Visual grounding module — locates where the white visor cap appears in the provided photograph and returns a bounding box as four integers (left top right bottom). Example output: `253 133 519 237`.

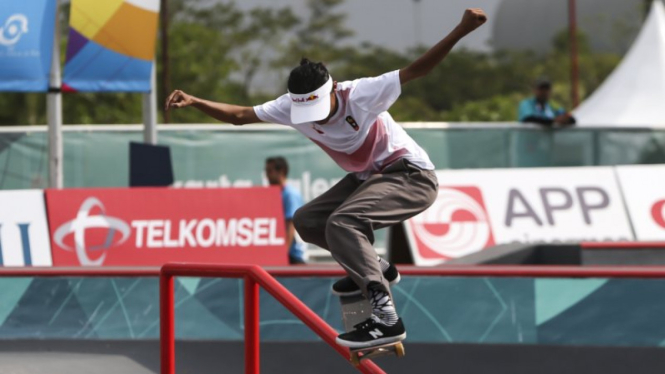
288 76 333 124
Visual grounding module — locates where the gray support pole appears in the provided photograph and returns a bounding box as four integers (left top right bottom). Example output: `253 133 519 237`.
47 0 63 189
142 62 158 144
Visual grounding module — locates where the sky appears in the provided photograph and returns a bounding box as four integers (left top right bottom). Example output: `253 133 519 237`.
213 0 502 53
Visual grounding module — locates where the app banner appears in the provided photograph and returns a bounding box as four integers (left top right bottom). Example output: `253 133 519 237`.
615 165 665 241
0 0 57 92
406 167 634 266
63 0 160 92
45 187 288 266
0 190 52 266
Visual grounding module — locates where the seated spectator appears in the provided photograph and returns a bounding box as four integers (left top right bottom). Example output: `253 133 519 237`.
518 78 576 126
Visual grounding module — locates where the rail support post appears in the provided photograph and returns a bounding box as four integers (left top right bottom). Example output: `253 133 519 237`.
160 273 175 374
245 275 260 374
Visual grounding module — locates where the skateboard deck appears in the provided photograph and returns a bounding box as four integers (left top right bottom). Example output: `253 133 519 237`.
339 294 406 366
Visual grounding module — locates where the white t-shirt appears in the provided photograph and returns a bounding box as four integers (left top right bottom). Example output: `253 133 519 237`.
254 70 435 180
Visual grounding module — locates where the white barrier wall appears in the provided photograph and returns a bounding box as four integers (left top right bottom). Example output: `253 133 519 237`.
0 190 52 266
2 165 665 267
616 165 665 242
405 167 649 266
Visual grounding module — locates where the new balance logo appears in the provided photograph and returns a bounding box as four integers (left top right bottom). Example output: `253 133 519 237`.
369 329 384 339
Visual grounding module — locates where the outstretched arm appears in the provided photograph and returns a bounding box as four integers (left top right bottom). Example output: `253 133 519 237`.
165 90 262 125
399 8 487 85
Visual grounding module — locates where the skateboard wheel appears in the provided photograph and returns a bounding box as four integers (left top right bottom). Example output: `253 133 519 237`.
395 343 405 358
350 352 360 366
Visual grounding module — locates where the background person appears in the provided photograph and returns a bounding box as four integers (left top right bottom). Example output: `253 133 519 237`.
519 78 576 126
265 156 307 265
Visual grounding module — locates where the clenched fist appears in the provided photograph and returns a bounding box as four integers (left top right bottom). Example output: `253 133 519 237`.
458 8 487 34
165 89 196 111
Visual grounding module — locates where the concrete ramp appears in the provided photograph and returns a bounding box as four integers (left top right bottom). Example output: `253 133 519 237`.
0 353 155 374
1 340 665 374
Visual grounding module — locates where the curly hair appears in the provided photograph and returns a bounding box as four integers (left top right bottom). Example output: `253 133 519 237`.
287 58 330 94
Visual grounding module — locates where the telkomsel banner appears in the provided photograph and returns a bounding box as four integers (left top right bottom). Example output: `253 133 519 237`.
0 0 57 92
0 190 52 266
63 0 160 92
405 167 634 266
616 165 665 241
45 187 288 266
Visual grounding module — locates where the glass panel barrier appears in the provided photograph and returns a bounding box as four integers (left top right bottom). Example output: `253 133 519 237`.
3 127 665 191
2 127 664 253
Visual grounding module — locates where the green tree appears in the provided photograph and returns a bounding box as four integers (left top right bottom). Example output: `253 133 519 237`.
162 0 299 123
0 0 626 125
444 94 522 122
273 0 354 73
0 0 300 125
0 93 44 125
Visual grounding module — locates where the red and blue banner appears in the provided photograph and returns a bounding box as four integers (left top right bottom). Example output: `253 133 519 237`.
0 0 57 92
63 0 160 92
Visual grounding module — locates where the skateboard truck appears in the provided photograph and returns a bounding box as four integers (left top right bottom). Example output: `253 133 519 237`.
349 342 405 366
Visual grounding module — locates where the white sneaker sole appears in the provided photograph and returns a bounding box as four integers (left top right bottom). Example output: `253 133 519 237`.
336 332 407 348
331 273 401 297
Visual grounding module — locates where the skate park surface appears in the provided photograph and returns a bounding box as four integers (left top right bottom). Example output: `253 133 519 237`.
1 340 665 374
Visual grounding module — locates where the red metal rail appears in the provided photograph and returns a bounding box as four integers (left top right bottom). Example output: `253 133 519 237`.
160 263 385 374
4 264 665 279
0 267 160 277
5 263 665 374
265 265 665 278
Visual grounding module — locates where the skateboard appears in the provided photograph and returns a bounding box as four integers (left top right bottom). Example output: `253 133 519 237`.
339 294 406 366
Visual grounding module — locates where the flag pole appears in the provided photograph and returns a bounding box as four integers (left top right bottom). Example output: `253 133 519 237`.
47 0 63 188
142 62 158 145
568 0 580 108
161 0 171 124
142 1 162 144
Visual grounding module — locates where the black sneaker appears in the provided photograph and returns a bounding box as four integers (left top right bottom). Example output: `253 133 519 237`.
336 316 406 348
332 263 400 296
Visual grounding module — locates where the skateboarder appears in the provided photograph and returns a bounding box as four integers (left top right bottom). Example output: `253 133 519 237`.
166 8 487 348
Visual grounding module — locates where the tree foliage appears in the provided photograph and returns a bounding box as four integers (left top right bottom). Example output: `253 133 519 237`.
0 0 623 125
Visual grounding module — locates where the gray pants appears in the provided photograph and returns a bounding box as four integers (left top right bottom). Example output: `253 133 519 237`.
293 159 438 297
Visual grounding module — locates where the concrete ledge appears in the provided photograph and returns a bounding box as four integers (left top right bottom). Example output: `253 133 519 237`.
1 340 664 374
0 352 153 374
446 242 665 266
445 243 581 265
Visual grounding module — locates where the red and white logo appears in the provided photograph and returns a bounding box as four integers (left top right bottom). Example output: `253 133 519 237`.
407 186 495 262
651 199 665 229
45 188 288 267
53 197 131 266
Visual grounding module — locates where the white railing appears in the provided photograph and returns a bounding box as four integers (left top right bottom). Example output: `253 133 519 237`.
1 122 662 133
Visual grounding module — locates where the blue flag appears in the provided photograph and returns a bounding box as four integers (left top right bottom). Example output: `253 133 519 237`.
0 0 57 92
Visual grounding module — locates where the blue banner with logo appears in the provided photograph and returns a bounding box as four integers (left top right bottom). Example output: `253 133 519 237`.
0 0 57 92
